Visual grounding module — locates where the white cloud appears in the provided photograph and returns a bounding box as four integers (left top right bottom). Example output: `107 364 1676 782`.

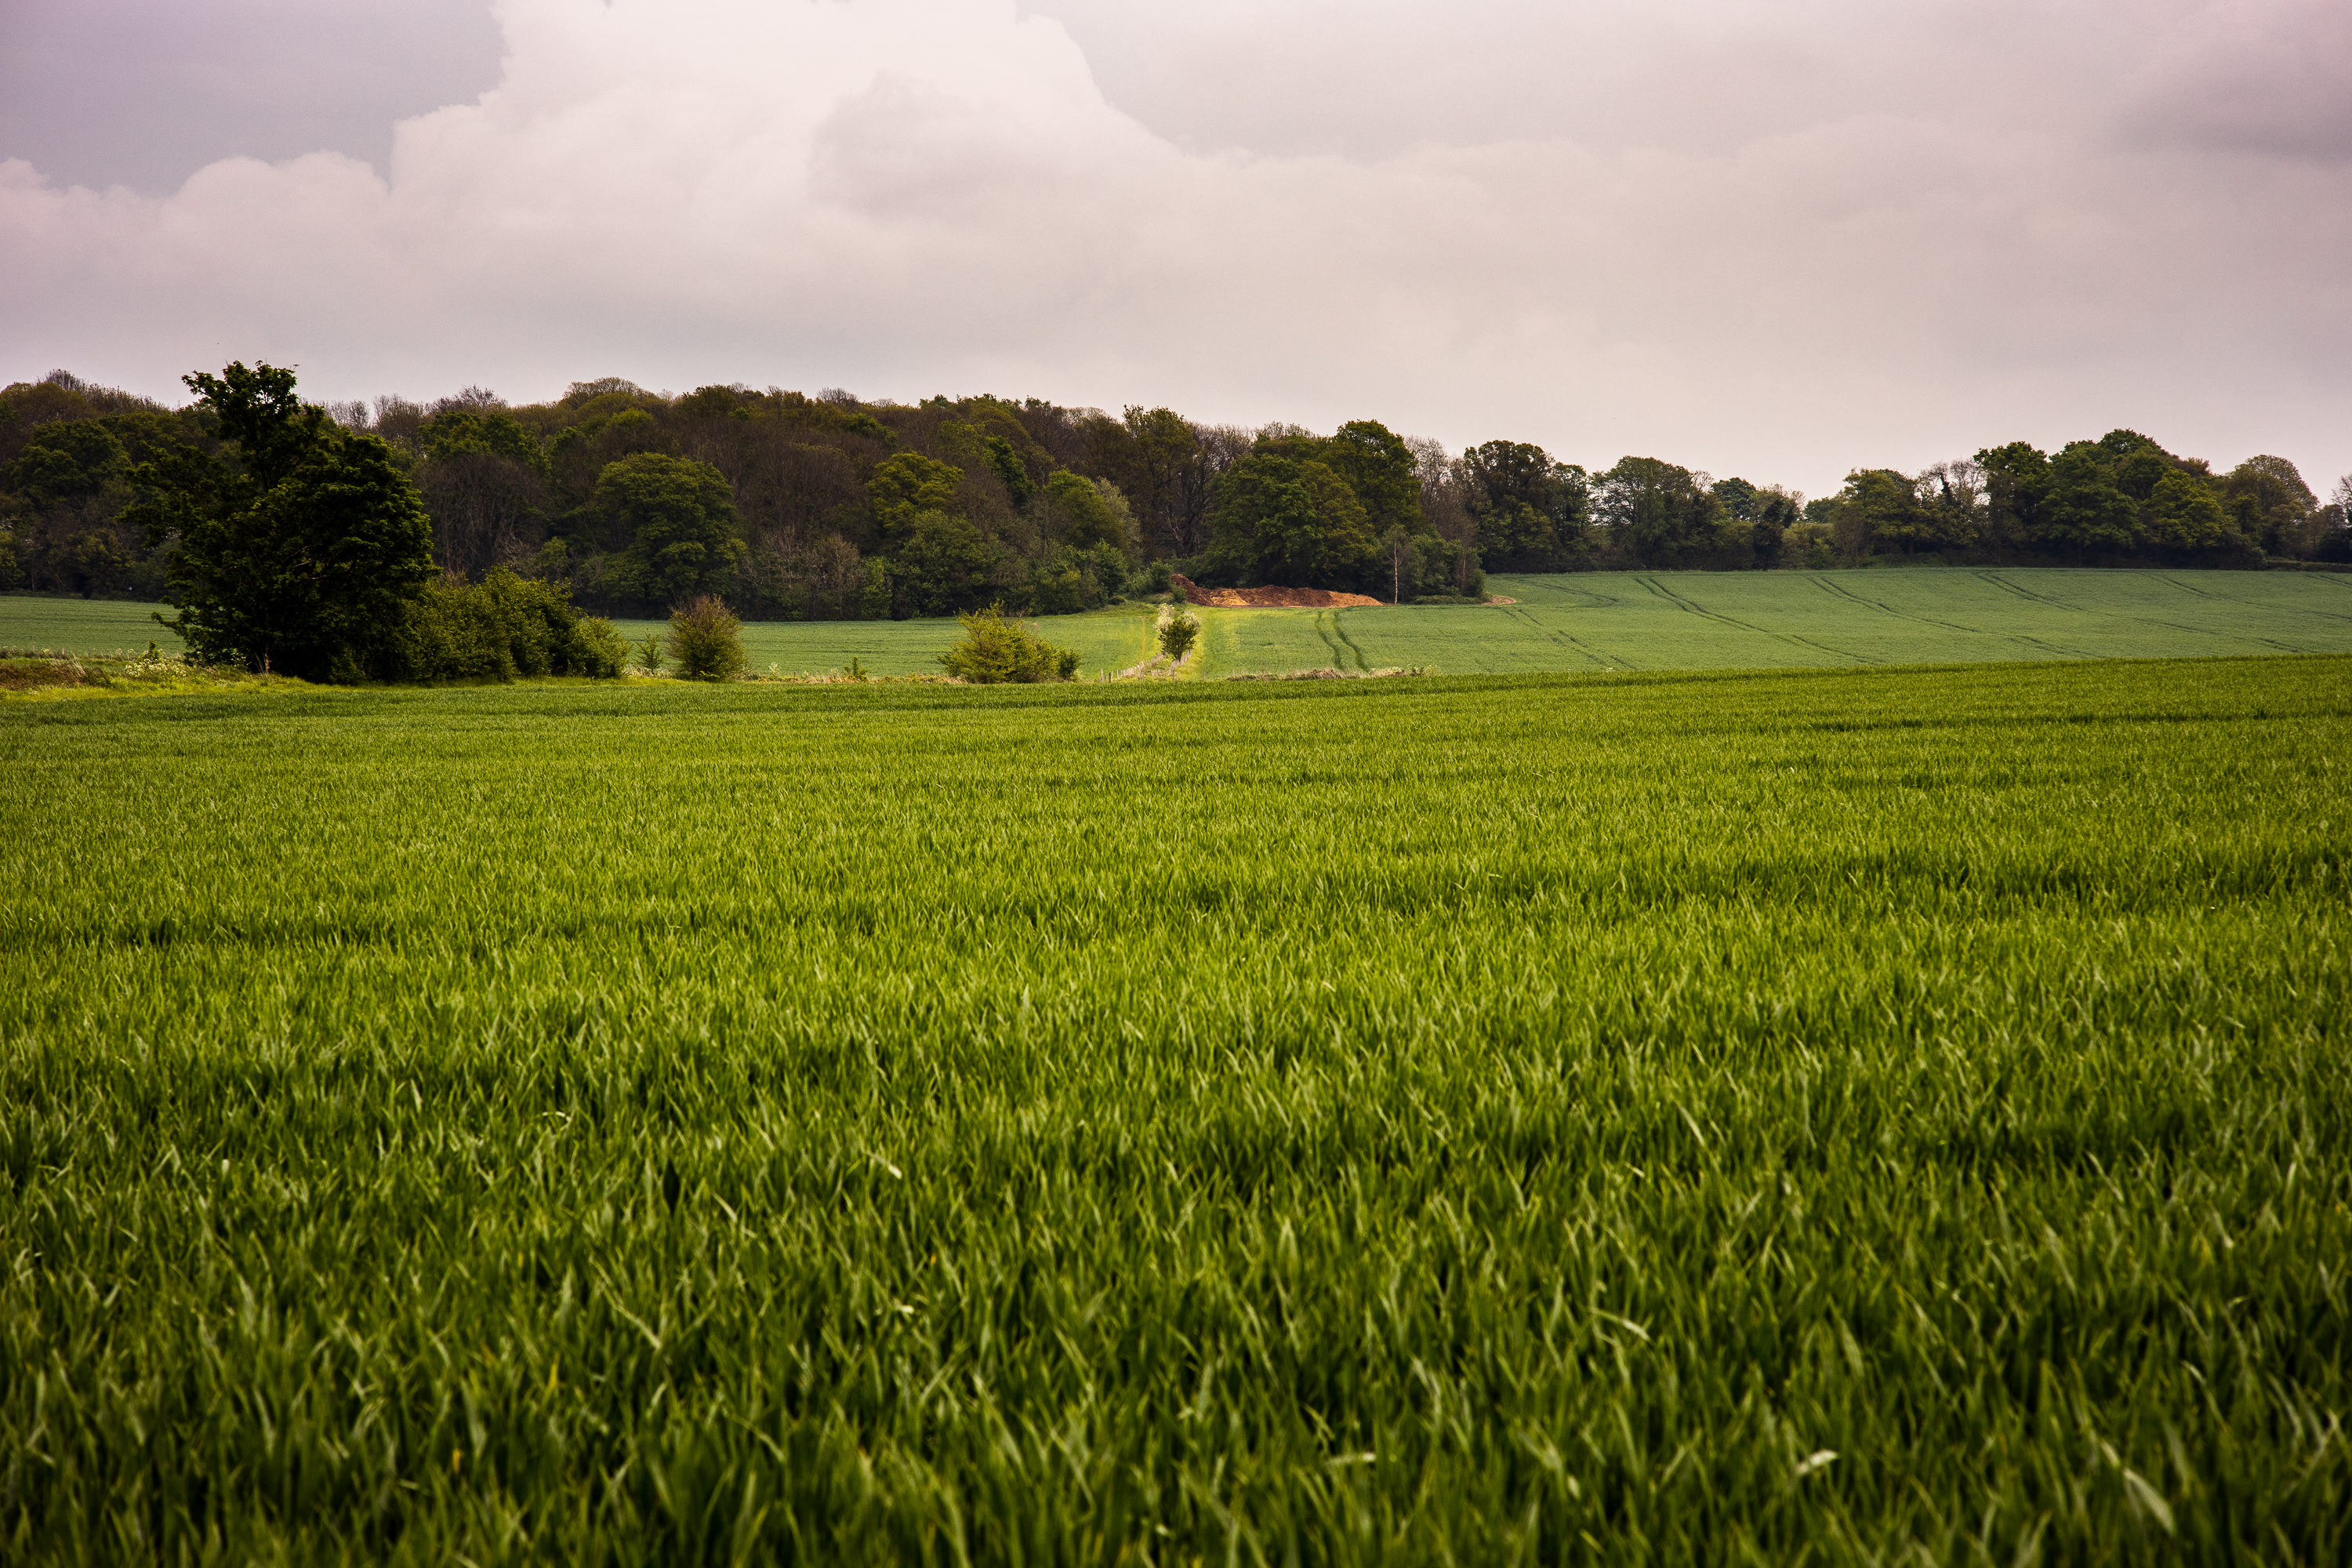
3 0 2348 495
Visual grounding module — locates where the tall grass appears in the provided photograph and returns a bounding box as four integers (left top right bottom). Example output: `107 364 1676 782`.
2 656 2347 1563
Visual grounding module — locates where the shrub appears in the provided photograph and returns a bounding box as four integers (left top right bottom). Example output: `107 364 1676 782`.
667 595 745 681
395 568 626 682
937 604 1080 683
568 617 630 678
1159 609 1201 662
634 632 664 675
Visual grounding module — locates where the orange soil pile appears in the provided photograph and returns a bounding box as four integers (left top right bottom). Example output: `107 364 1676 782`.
1171 575 1384 609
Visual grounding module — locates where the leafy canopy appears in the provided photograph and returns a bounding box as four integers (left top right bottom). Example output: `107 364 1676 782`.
127 361 435 680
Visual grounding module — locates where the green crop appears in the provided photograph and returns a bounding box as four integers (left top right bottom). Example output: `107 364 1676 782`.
19 568 2350 680
2 655 2347 1564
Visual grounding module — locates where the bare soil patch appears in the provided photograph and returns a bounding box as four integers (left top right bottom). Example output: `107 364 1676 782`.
1171 575 1383 609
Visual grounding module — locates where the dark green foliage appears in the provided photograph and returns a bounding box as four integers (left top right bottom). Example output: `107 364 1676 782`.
1459 441 1592 572
1321 419 1423 535
2222 456 2318 554
421 407 546 470
125 362 435 680
1036 470 1126 552
1712 477 1801 567
935 603 1080 681
666 594 745 681
7 419 127 506
594 452 745 609
979 434 1035 506
2041 443 2143 553
1594 456 1746 568
888 511 998 617
397 568 627 682
1204 452 1378 588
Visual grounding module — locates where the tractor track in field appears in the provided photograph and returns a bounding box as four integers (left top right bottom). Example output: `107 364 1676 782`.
1984 570 2309 652
1504 606 1624 670
1973 571 2074 608
1311 612 1350 670
1809 575 2096 660
1329 614 1373 671
2165 574 2352 626
1639 576 1882 665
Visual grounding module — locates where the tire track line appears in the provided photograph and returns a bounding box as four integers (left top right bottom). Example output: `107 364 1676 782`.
1330 613 1372 672
1986 569 2310 652
1812 575 2095 659
2162 573 2352 626
1639 575 1881 665
1508 605 1621 670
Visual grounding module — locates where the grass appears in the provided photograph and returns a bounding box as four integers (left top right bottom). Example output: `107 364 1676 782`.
2 654 2347 1563
18 568 2351 679
0 595 181 659
604 601 1160 681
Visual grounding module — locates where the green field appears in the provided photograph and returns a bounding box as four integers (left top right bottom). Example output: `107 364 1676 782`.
16 568 2351 677
3 656 2347 1563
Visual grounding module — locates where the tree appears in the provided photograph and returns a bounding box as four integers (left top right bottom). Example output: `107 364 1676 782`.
1203 453 1377 588
1593 457 1740 568
1457 441 1588 571
1714 477 1803 567
127 361 434 680
1380 524 1419 602
866 452 964 550
890 510 998 617
594 452 744 608
1974 442 2052 555
2222 456 2317 554
1835 469 1939 554
2143 471 2233 557
1036 470 1129 554
1159 608 1201 662
2038 444 2140 555
1322 420 1423 536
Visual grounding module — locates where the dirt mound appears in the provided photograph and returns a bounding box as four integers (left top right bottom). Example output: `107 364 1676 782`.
1171 575 1384 609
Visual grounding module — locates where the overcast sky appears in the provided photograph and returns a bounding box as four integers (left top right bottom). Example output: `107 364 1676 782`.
3 0 2347 495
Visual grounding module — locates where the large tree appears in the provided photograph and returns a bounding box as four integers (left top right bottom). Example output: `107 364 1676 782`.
1593 456 1740 568
1203 453 1377 588
128 362 434 680
594 452 745 608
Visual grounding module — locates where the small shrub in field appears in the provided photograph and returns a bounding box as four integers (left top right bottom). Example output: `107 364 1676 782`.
568 617 629 678
938 604 1080 683
1159 610 1201 662
667 596 745 681
634 632 664 675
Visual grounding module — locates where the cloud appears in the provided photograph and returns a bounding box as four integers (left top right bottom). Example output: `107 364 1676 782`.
2117 0 2352 161
3 0 2348 495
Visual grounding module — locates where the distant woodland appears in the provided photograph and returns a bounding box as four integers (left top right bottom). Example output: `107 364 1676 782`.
4 368 2347 619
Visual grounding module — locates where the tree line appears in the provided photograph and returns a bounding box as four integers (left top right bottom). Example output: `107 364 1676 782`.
4 366 2346 629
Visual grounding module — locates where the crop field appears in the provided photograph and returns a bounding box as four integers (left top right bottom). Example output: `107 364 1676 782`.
15 568 2350 678
0 596 182 659
2 654 2347 1564
602 604 1160 679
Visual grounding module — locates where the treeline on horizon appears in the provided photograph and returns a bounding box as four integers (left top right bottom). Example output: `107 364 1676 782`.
4 367 2347 621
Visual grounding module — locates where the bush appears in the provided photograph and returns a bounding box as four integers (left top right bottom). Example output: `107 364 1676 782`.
937 604 1080 683
667 595 745 681
1159 609 1200 662
396 568 626 682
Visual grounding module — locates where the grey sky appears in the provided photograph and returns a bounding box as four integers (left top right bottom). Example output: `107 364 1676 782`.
2 0 2347 497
